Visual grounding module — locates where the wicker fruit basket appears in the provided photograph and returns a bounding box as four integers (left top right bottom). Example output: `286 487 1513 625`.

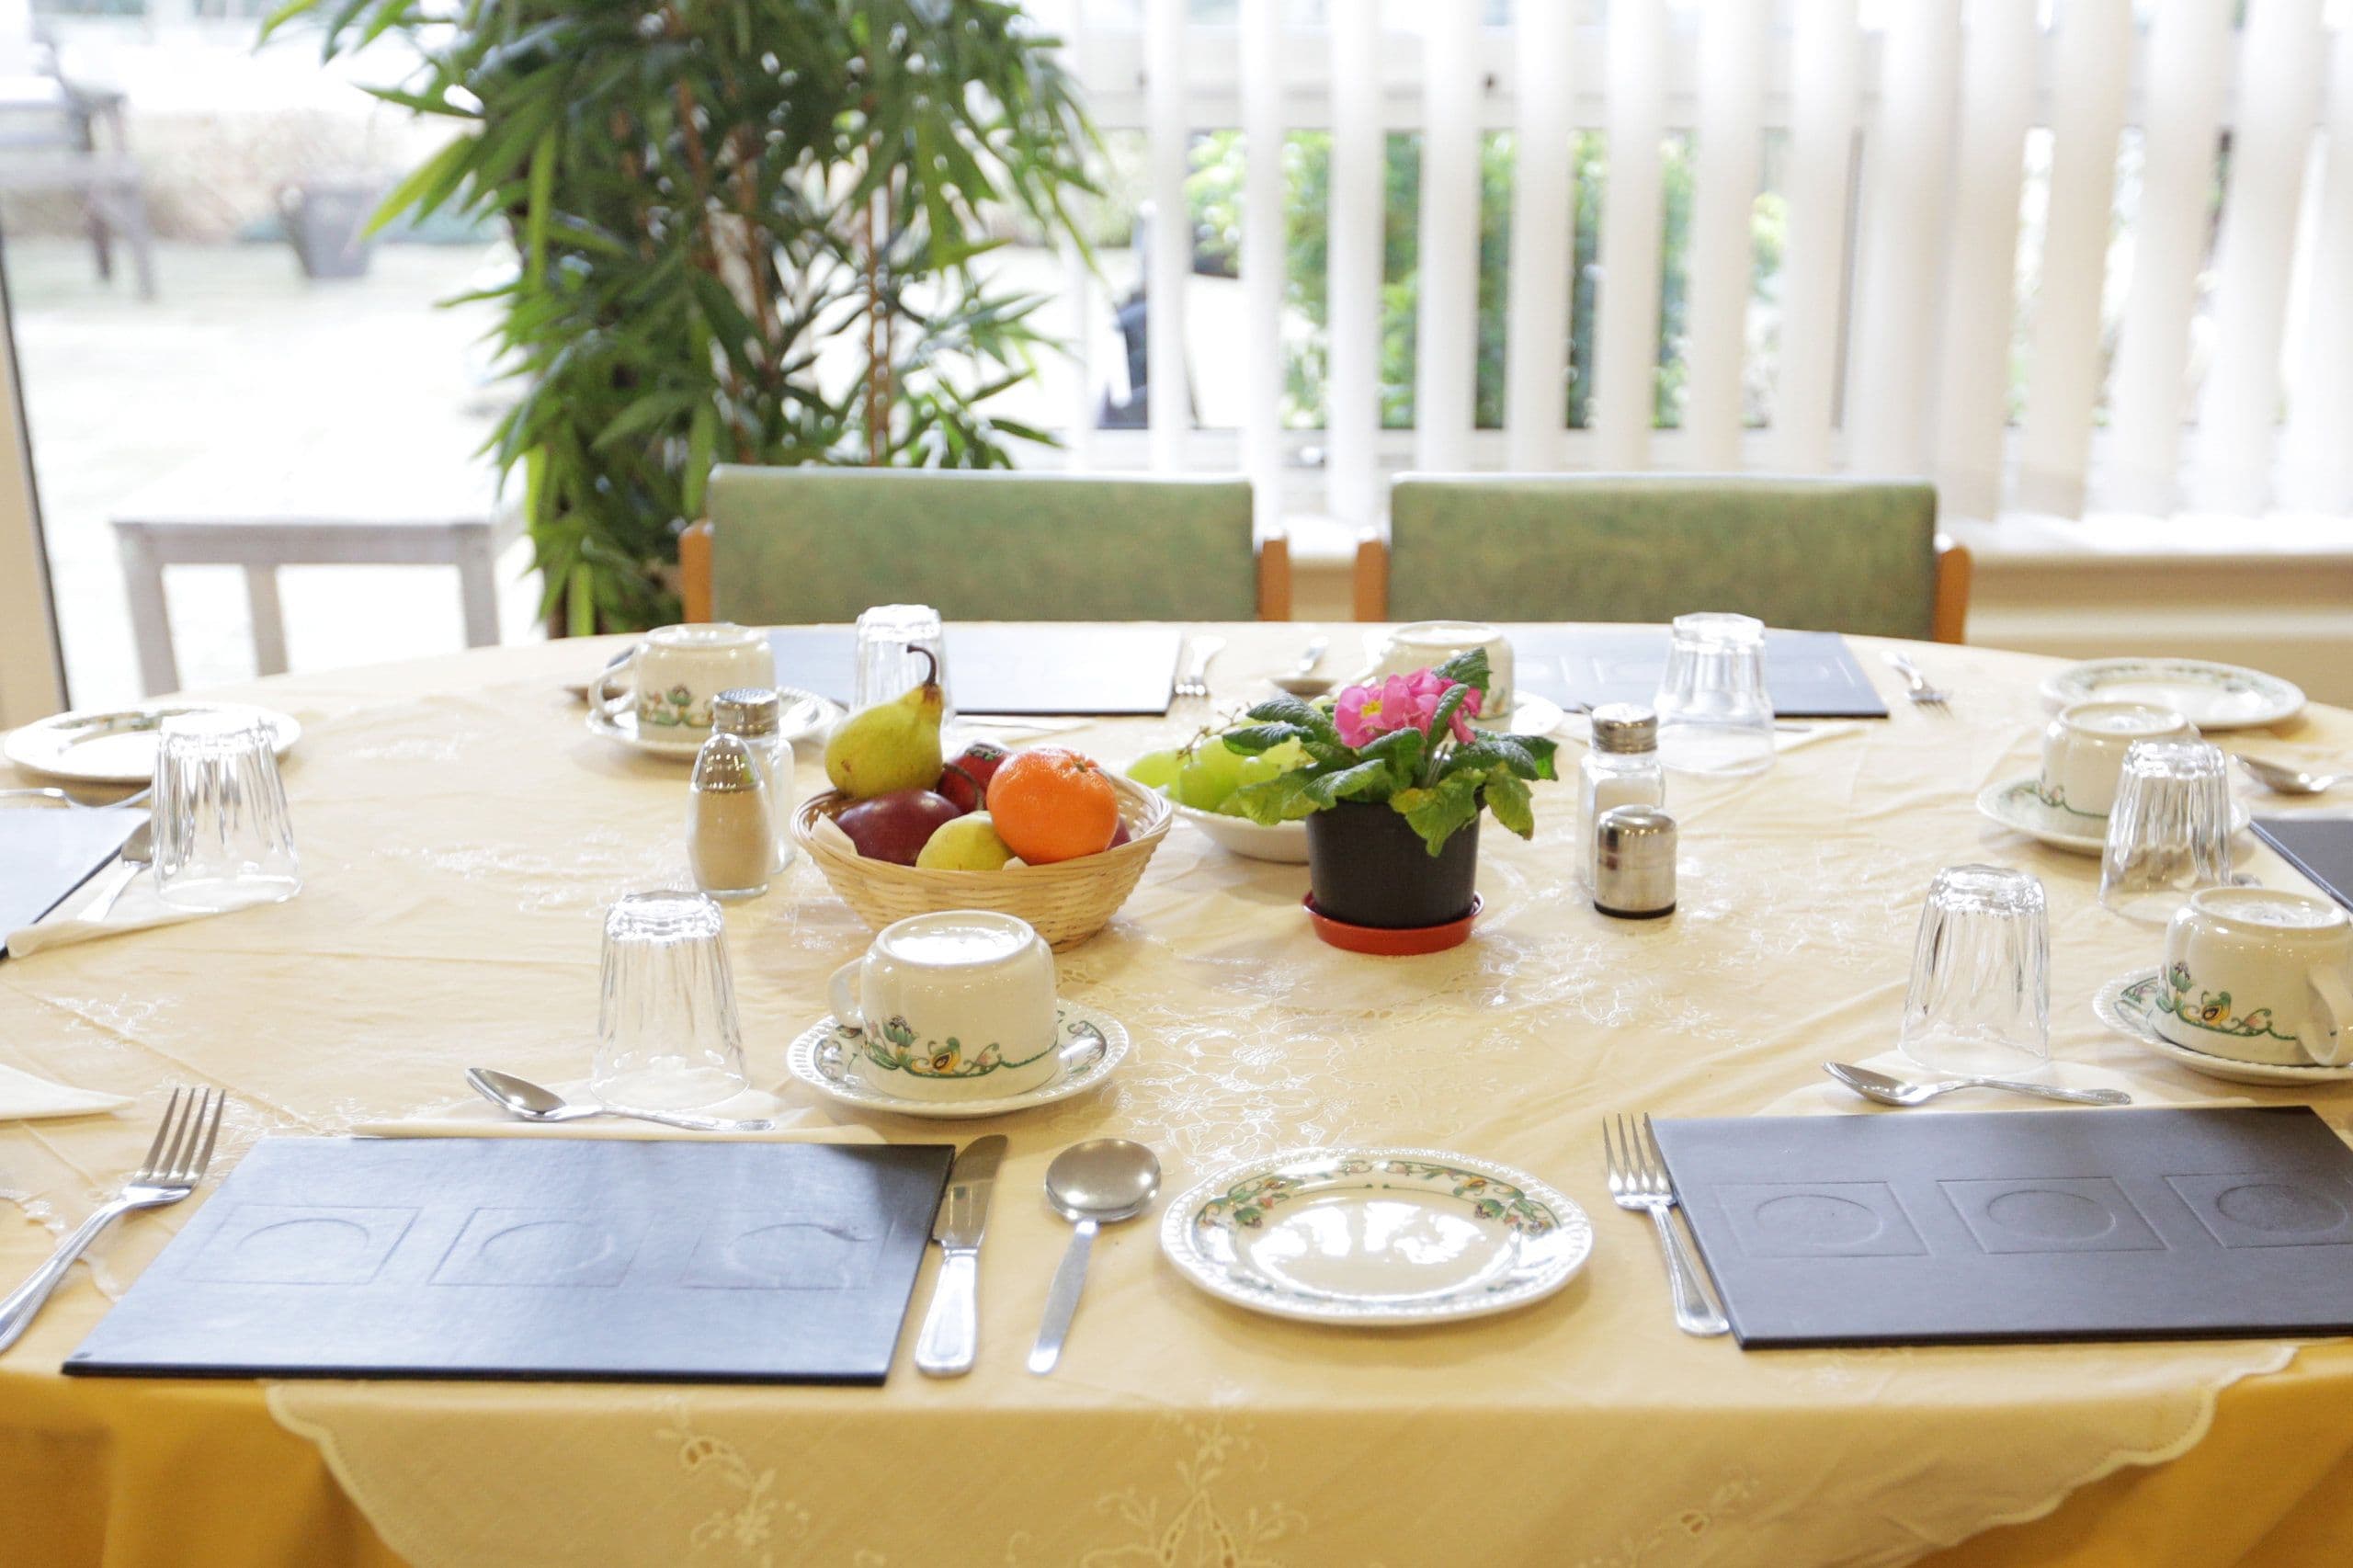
790 773 1175 950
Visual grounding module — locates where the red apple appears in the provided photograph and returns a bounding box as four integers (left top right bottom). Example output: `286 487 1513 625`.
938 741 1012 813
835 790 963 866
1107 820 1131 848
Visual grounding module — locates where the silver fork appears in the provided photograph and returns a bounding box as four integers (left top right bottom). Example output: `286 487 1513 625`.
1602 1113 1730 1337
0 1085 227 1354
1882 652 1952 713
1175 634 1225 700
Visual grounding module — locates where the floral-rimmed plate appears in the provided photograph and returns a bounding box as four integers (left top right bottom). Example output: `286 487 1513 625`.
1977 777 2250 856
2093 969 2353 1086
1159 1145 1592 1326
585 687 840 758
783 1002 1130 1120
4 700 301 785
2040 659 2304 731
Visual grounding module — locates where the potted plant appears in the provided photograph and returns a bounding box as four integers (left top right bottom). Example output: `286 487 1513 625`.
1224 651 1557 949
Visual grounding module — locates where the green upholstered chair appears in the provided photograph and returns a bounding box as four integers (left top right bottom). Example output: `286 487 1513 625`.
1358 474 1969 642
682 467 1287 624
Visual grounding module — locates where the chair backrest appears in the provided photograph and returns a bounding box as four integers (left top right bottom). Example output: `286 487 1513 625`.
1387 474 1941 640
704 467 1260 625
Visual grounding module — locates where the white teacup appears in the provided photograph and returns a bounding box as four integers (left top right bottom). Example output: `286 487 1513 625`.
600 623 777 740
2154 888 2353 1067
2037 700 2196 819
825 911 1061 1101
1368 620 1514 724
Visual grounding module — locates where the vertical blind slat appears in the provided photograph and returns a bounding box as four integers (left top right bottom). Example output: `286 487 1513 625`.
1683 0 1767 471
2108 0 2234 514
1414 2 1483 472
1503 0 1574 472
1773 0 1860 474
2283 18 2353 510
2198 0 2329 513
1239 0 1287 528
1847 0 1962 476
1062 242 1097 471
2015 0 2132 517
1593 0 1668 470
1142 0 1188 472
1327 5 1382 528
1931 0 2038 520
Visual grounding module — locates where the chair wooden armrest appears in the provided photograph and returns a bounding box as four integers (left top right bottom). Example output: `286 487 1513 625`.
1351 531 1389 621
679 520 714 624
1256 533 1293 620
1932 533 1972 645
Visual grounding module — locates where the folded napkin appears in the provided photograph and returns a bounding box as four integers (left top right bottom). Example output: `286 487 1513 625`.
0 1061 131 1121
357 1082 879 1142
6 869 289 960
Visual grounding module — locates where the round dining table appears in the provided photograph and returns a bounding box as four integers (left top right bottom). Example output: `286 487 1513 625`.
4 624 2351 1568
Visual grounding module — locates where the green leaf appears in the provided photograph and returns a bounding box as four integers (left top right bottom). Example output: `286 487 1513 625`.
522 126 555 286
1306 758 1399 807
367 133 476 234
1483 770 1536 838
1230 769 1325 825
1222 722 1313 756
1392 774 1483 856
1430 646 1492 696
1243 693 1341 742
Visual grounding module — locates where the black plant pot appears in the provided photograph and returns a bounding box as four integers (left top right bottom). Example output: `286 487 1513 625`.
1304 801 1479 929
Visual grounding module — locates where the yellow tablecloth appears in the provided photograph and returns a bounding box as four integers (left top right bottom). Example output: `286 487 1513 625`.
5 627 2350 1567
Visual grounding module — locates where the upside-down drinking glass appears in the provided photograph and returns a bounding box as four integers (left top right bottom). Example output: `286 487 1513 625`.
1653 612 1775 776
2100 738 2234 925
853 603 951 717
593 891 748 1112
151 712 301 912
1898 865 2051 1076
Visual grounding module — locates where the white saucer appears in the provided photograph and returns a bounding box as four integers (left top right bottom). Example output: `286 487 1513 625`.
4 700 300 785
585 687 840 758
2093 970 2353 1086
784 1002 1129 1119
1977 777 2251 856
2040 658 2304 732
1505 692 1567 739
1159 1145 1592 1326
1170 800 1311 863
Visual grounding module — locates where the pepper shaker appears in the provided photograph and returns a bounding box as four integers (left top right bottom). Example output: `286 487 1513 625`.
1594 804 1676 920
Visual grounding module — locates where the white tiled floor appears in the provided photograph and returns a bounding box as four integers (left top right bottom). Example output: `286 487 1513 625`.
7 235 541 707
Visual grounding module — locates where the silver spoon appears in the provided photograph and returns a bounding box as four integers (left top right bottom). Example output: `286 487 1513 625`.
1029 1138 1161 1375
1269 635 1335 699
465 1067 774 1132
79 820 154 924
1824 1061 2131 1108
2234 755 2351 795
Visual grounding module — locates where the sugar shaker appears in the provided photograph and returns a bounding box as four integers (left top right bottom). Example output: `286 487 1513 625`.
711 687 794 874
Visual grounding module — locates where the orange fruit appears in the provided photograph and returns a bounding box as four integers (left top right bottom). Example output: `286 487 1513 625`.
985 747 1121 864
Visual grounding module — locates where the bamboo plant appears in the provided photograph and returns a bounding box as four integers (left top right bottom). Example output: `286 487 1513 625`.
267 0 1097 631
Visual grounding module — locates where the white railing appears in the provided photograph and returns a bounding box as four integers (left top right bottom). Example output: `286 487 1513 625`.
1039 0 2353 532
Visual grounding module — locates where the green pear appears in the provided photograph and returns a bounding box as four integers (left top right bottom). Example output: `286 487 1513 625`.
915 811 1016 871
824 648 946 799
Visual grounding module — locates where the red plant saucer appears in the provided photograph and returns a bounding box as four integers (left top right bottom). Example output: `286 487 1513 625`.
1302 894 1483 955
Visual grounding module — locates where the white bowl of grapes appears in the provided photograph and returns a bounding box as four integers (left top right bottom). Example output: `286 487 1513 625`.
1124 724 1313 864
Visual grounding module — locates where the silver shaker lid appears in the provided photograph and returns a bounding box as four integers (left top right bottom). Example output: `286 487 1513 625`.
1594 803 1676 917
1589 703 1658 755
690 731 765 793
711 687 783 738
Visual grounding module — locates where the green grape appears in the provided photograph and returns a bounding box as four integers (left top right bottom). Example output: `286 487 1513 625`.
1125 748 1184 790
1176 740 1248 812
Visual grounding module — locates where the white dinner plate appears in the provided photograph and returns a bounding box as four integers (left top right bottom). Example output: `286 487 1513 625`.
2040 659 2304 732
1976 777 2250 857
4 700 301 785
1159 1146 1592 1326
1170 800 1311 863
783 1001 1129 1119
585 687 839 758
2093 970 2353 1086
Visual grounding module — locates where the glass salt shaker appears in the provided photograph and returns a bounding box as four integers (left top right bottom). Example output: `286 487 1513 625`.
711 687 794 874
688 732 772 901
1580 703 1665 887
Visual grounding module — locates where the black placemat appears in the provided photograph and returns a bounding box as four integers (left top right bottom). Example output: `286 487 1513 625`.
770 625 1181 715
66 1137 953 1384
2252 818 2353 914
1652 1107 2353 1347
1510 627 1890 719
0 805 144 957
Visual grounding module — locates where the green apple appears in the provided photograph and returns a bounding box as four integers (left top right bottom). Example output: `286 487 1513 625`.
915 811 1017 871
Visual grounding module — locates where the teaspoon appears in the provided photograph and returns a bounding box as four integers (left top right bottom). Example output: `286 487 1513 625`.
80 820 154 924
2234 755 2351 796
1270 636 1335 699
465 1067 774 1132
1823 1061 2131 1108
1029 1138 1161 1374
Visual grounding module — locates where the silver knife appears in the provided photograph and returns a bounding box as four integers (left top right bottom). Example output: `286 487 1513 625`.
914 1134 1007 1378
